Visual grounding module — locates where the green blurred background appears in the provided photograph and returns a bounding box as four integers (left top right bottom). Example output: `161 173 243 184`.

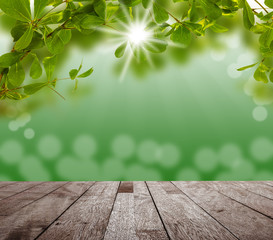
0 7 273 181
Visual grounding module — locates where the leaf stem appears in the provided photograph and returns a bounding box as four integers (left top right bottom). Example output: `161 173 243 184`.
166 10 181 24
254 0 268 13
103 24 121 32
47 85 66 100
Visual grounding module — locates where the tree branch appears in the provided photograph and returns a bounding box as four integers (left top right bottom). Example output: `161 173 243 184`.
254 0 268 13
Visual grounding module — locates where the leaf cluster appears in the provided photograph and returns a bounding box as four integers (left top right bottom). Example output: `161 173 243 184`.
0 0 272 101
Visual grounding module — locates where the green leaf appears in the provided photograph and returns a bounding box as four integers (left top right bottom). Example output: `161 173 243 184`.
210 23 228 33
238 0 244 8
237 62 258 71
30 55 42 79
184 22 204 36
153 2 169 24
170 25 191 46
11 23 28 41
0 0 31 22
80 15 105 29
189 0 199 22
260 12 273 21
0 52 23 68
259 29 273 48
144 39 167 53
254 66 268 83
199 0 222 20
27 32 44 49
118 0 141 7
7 62 25 87
94 0 106 20
270 70 273 82
78 68 94 78
44 29 67 55
251 24 268 34
106 3 119 20
69 69 79 80
6 91 28 100
34 0 48 19
260 45 273 57
43 55 57 81
115 42 127 58
14 25 33 51
69 62 83 80
142 0 151 9
67 2 76 10
58 29 72 45
243 0 255 30
265 0 273 8
40 11 64 25
48 0 63 7
24 82 48 95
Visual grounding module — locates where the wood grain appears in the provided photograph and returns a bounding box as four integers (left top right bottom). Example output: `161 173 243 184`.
0 182 67 216
104 181 169 240
0 192 17 201
147 181 237 240
0 181 272 240
0 182 44 201
213 182 273 219
118 181 134 193
264 181 273 187
173 181 273 240
0 182 15 189
0 182 94 240
25 181 67 193
38 182 120 240
234 181 273 200
0 181 42 192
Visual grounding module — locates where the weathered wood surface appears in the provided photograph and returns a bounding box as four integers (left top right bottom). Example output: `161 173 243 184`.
234 181 273 200
147 181 237 240
0 182 43 200
0 181 272 240
0 182 67 216
38 182 119 240
172 181 273 240
104 182 168 240
0 182 94 239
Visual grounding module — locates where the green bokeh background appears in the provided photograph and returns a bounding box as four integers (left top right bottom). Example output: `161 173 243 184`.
0 25 273 181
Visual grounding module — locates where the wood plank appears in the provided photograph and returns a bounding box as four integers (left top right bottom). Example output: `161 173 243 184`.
104 181 169 240
0 182 68 216
264 181 273 187
173 181 273 240
25 181 67 193
37 182 119 240
52 181 92 196
0 182 94 240
118 181 134 193
234 181 273 200
213 182 273 219
147 181 237 240
0 181 43 192
0 192 17 201
0 182 15 189
0 182 44 200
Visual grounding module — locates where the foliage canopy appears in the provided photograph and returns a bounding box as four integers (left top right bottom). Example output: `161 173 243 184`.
0 0 272 100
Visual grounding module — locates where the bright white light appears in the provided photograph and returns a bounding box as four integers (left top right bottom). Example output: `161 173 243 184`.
30 0 34 18
248 0 267 10
128 24 150 45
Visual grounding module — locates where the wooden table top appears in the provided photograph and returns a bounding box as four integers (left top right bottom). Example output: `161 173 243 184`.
0 181 273 239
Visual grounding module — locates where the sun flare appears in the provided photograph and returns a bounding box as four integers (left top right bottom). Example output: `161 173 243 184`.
127 24 150 45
